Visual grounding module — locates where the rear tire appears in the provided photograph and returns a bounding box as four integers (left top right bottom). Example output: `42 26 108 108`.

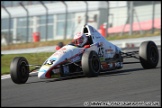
10 57 29 84
82 51 101 77
139 41 159 69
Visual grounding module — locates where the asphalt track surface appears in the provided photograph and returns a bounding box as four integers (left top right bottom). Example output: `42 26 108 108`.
1 48 161 107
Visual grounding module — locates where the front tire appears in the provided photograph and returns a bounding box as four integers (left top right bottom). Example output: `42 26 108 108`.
10 57 29 84
139 41 159 69
82 51 101 77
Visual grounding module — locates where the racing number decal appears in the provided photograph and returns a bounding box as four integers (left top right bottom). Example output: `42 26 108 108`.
98 47 104 57
44 60 55 65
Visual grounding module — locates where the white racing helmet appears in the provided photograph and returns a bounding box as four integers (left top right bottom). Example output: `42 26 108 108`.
73 32 88 47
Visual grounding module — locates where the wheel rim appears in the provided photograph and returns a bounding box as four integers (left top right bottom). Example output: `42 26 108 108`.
20 61 28 79
91 55 100 72
150 46 158 63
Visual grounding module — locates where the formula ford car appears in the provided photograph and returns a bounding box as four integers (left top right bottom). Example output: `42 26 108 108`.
10 24 159 84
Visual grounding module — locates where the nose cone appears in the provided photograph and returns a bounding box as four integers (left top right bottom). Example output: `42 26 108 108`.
38 72 46 79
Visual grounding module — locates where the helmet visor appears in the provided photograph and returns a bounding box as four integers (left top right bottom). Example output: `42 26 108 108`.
76 37 83 45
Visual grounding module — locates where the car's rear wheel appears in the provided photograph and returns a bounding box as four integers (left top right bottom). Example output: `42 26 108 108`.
82 50 101 77
10 57 29 84
139 41 159 69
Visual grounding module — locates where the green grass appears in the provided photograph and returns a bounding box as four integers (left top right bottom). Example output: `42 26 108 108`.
1 52 54 75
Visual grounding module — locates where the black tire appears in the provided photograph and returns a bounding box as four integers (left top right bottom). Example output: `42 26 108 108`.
139 41 159 69
10 57 29 84
82 51 101 77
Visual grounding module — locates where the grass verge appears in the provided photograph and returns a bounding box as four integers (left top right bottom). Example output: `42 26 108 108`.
1 52 54 75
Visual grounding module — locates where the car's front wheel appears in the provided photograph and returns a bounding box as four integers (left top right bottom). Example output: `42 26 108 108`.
82 50 101 77
10 57 29 84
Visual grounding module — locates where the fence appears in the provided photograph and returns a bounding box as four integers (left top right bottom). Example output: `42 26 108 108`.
106 1 161 36
1 1 161 45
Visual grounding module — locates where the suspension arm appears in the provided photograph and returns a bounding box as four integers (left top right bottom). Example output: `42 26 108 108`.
121 51 139 59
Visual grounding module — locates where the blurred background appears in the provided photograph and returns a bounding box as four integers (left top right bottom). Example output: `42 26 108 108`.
1 1 161 46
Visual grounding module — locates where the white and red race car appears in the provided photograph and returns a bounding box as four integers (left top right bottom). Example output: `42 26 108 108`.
10 24 159 84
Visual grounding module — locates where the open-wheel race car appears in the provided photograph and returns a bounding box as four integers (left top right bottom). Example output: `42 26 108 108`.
10 24 159 84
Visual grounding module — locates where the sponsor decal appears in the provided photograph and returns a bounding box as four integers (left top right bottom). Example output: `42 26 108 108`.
115 62 123 68
101 62 109 69
98 46 104 57
108 63 113 68
41 65 51 69
52 68 60 74
49 57 57 60
45 48 85 78
98 42 103 46
39 69 46 73
63 65 69 75
39 65 51 72
99 57 105 61
105 46 114 54
53 47 67 56
95 36 101 39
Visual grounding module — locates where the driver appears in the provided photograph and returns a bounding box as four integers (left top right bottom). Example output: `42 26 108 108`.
72 32 90 48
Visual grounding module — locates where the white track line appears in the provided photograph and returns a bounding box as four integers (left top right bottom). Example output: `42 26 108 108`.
1 71 38 80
